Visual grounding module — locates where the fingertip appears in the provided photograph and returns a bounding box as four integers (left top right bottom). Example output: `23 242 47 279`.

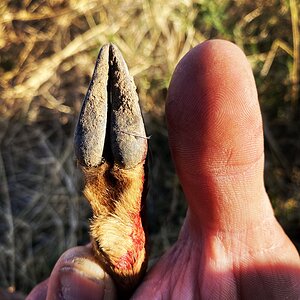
166 39 263 177
46 246 117 300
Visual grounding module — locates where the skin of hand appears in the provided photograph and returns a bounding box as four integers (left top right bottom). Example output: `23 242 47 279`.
26 39 300 300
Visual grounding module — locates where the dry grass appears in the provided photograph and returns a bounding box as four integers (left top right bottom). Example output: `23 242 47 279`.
0 0 299 296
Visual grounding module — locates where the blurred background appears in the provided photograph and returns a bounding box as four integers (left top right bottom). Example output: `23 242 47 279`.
0 0 299 297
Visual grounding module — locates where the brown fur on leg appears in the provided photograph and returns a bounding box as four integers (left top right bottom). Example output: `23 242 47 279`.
81 162 147 295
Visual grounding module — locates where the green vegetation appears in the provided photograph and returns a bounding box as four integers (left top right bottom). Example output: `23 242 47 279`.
0 0 299 295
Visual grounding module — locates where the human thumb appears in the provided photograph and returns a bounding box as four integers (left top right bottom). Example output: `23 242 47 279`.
45 246 117 300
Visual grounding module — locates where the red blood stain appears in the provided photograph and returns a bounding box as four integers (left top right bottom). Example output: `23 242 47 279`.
114 173 146 271
115 203 145 271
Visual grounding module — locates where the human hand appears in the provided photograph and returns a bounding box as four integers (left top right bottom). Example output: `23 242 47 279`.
27 40 300 300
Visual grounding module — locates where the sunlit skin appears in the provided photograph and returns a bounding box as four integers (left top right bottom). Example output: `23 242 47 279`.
27 40 300 300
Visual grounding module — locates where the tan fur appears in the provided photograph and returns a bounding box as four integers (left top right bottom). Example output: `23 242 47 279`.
81 162 147 291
